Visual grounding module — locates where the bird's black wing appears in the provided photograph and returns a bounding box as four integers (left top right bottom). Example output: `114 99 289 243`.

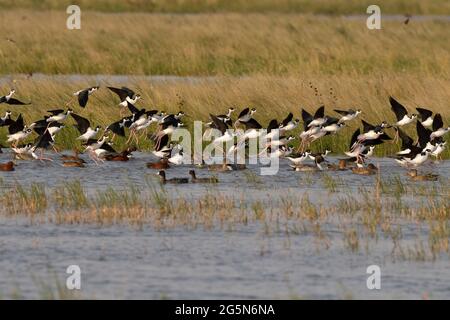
416 121 432 148
8 114 24 134
333 109 349 116
237 108 249 119
0 95 6 103
127 101 139 114
432 113 443 131
77 89 89 108
324 117 339 126
107 86 129 101
34 131 53 149
361 120 375 133
6 98 30 105
71 113 91 134
389 96 407 121
301 109 313 129
416 107 432 121
396 128 413 149
349 128 360 149
267 119 279 133
313 105 325 119
155 134 169 151
281 113 293 127
121 87 135 98
244 118 262 130
47 109 64 115
106 120 125 137
101 143 117 153
210 113 228 134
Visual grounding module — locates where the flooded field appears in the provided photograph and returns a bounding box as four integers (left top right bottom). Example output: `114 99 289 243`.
0 150 449 299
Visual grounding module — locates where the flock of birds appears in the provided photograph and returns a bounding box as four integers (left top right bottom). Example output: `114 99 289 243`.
0 86 449 183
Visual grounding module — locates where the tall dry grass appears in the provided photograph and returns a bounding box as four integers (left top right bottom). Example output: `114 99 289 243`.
1 0 450 15
0 74 449 156
0 11 449 75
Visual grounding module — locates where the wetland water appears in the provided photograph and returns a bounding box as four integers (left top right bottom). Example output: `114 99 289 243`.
0 150 449 299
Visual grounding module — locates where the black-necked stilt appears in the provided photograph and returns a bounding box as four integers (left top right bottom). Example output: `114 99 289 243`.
321 117 345 134
430 113 450 140
334 108 362 123
307 106 327 128
7 128 32 147
431 140 446 160
168 147 184 165
105 118 130 138
71 113 100 141
396 148 432 167
416 107 433 127
209 113 235 146
0 111 12 126
107 86 141 107
157 170 189 184
153 121 184 151
235 107 256 127
31 130 55 161
74 86 99 108
216 107 235 122
357 120 385 142
188 170 218 183
0 89 30 105
46 109 73 122
239 118 263 141
286 151 311 165
279 113 299 132
389 96 417 127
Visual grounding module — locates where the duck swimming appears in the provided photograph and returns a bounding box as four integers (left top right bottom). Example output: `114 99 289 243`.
0 161 15 171
407 169 439 181
351 163 378 175
157 170 189 184
189 170 218 183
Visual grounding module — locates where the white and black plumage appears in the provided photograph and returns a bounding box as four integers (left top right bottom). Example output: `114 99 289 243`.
286 151 311 165
396 148 432 167
357 120 385 143
31 130 55 161
0 111 12 126
279 113 299 132
32 119 65 136
236 107 256 125
416 107 433 127
71 113 100 141
239 118 263 141
105 118 130 138
389 96 417 126
321 117 345 134
153 120 184 151
209 113 235 145
74 86 99 108
0 89 31 105
46 109 73 122
430 113 450 140
107 86 141 108
334 109 362 123
307 106 327 128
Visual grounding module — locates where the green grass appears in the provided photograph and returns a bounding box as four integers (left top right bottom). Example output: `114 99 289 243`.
1 0 450 15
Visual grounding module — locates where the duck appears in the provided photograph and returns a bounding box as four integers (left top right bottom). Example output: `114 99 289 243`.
157 170 189 184
207 163 246 172
147 158 170 169
0 161 15 171
407 169 438 181
61 150 85 163
104 147 136 161
327 159 348 171
189 170 218 183
62 161 85 168
351 163 378 175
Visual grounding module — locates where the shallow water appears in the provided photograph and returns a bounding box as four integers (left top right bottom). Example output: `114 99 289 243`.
0 151 449 299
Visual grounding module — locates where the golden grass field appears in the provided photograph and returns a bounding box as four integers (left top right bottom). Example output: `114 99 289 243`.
1 11 449 75
0 9 449 156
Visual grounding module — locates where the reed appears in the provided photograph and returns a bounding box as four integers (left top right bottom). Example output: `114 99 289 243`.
1 74 448 157
0 11 449 76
